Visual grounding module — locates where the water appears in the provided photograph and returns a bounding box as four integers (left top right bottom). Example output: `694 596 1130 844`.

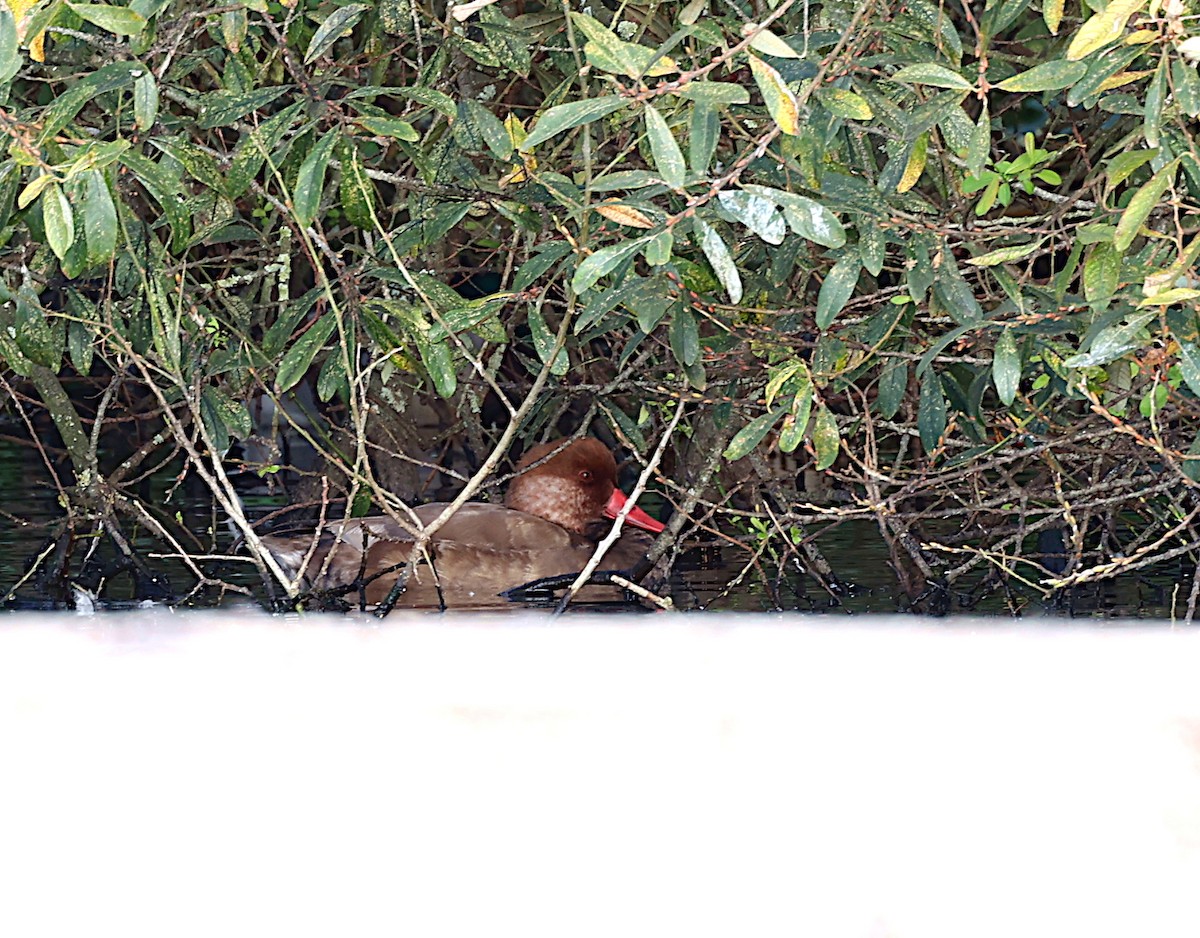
0 437 1192 617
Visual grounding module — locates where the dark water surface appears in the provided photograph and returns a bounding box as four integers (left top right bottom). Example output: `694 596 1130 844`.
0 437 1190 617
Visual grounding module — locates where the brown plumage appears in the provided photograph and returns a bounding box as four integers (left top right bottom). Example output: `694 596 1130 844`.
260 438 665 608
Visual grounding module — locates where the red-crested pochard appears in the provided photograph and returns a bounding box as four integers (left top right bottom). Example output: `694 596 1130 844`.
260 438 665 608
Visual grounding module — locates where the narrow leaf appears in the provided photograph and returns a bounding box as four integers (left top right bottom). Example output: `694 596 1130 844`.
967 241 1040 266
42 182 75 260
718 190 785 244
812 404 840 470
891 63 975 90
304 4 369 64
1067 0 1148 60
68 3 146 36
82 170 117 268
815 87 873 121
134 72 158 131
292 130 338 227
748 54 799 135
1114 157 1178 251
996 60 1087 92
696 218 742 303
644 104 685 188
277 313 337 392
918 369 947 452
815 254 861 329
523 96 628 148
993 329 1021 405
571 238 647 293
723 408 784 461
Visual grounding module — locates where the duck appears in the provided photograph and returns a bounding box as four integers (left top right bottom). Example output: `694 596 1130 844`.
259 437 666 609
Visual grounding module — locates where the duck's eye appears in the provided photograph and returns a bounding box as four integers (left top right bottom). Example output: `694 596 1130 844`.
579 469 593 482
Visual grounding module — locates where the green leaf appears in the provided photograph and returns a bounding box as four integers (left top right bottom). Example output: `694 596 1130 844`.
644 104 685 188
82 170 117 268
669 308 700 367
38 62 142 143
292 129 337 227
1063 310 1156 367
1179 341 1200 397
1067 0 1148 60
815 87 873 121
42 182 75 260
1083 241 1120 303
1114 157 1178 251
1107 148 1158 190
1143 57 1166 148
1044 0 1064 33
67 2 146 36
676 82 750 105
815 254 861 329
0 5 19 84
196 87 290 130
338 139 375 229
891 63 975 90
992 328 1021 405
462 100 512 161
14 294 63 368
417 334 457 398
695 217 742 303
643 229 673 266
918 369 947 452
746 26 800 58
743 185 846 248
778 368 813 452
528 304 568 375
571 238 647 293
1138 287 1200 307
522 96 629 149
134 71 158 131
571 11 639 77
354 115 420 142
748 53 799 135
276 312 337 393
717 190 785 244
966 102 990 176
304 3 369 64
689 102 719 175
812 404 839 470
723 408 784 461
877 358 908 419
118 151 189 253
966 241 1040 266
995 59 1087 92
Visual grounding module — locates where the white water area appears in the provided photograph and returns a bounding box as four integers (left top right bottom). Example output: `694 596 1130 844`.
2 611 1198 938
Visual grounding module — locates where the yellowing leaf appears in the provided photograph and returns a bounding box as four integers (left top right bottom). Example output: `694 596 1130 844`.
1067 0 1148 60
1044 0 1064 33
1095 69 1155 93
594 200 655 229
748 53 799 135
897 132 927 193
743 23 800 58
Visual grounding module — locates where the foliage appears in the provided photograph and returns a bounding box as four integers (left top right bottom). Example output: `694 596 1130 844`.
2 0 1200 611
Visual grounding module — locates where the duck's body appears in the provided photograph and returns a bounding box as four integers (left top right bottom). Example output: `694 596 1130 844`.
260 438 664 608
